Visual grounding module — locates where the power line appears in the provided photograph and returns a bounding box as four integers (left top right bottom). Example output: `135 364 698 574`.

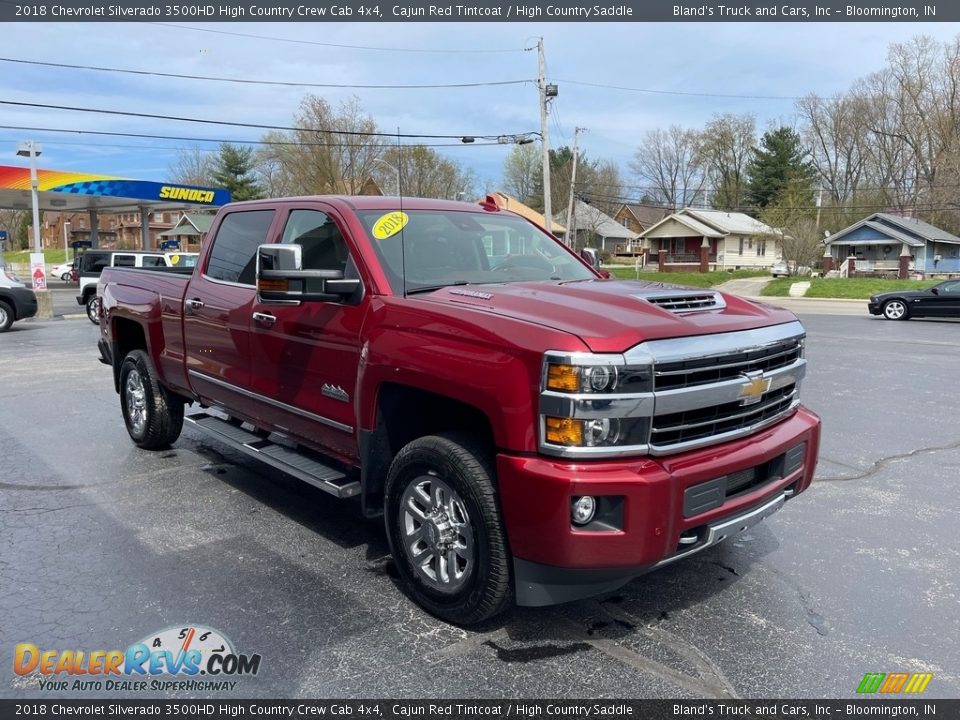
151 22 531 54
0 100 537 141
0 125 505 149
555 78 801 101
0 56 532 91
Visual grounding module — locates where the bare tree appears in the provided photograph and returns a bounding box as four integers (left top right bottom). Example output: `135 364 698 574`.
699 113 755 210
760 183 826 271
168 148 215 186
382 145 475 200
630 126 706 209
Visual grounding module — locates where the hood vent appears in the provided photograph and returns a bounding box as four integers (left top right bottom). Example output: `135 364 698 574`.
640 291 726 313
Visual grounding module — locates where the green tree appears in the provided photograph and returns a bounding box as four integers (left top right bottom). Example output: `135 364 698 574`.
211 143 264 201
746 127 817 211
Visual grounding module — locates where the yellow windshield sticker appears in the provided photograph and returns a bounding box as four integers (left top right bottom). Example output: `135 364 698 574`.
372 211 408 240
170 254 180 265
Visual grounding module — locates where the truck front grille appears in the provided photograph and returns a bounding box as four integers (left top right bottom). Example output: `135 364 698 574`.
654 336 803 391
651 383 797 447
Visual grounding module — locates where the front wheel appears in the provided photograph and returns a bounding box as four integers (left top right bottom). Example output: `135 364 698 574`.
119 349 184 449
61 272 72 282
882 299 909 320
0 300 14 332
86 295 101 325
384 433 512 625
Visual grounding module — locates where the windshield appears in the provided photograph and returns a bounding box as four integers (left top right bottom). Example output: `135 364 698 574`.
355 209 595 293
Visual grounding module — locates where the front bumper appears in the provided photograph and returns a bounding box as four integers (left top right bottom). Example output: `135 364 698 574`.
497 406 821 606
867 300 882 315
6 287 38 320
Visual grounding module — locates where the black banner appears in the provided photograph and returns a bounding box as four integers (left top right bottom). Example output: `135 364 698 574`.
0 1 955 23
0 700 952 720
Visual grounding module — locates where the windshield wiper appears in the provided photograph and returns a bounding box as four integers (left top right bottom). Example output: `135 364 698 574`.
405 281 469 296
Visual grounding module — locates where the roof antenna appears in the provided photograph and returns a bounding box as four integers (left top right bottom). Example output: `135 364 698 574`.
396 128 407 298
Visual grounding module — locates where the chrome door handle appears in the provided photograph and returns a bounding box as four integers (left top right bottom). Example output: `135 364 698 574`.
186 298 204 311
252 312 276 326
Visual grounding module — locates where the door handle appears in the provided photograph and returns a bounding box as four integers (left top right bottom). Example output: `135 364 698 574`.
252 311 276 326
185 298 204 312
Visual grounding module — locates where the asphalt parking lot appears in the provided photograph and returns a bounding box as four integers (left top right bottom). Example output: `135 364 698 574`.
1 308 957 699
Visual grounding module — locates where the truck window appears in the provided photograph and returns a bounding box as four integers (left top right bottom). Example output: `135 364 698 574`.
114 255 136 267
141 256 165 267
280 210 349 274
205 210 276 285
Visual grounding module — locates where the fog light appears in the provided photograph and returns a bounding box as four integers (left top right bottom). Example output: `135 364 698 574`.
572 496 597 525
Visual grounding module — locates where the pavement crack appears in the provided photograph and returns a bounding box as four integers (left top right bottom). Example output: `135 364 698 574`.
816 438 960 483
712 562 740 577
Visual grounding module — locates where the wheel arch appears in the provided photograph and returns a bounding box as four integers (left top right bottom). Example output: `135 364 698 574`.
359 382 496 517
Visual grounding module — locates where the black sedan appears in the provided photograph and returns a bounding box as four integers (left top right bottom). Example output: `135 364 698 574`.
868 279 960 320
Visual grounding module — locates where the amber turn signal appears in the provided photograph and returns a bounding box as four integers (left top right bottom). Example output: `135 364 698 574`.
258 278 289 292
545 417 583 446
546 364 580 392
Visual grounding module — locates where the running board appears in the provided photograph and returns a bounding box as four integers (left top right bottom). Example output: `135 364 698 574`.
184 412 360 499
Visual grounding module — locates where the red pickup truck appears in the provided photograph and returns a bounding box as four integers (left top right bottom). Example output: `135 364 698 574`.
98 195 820 625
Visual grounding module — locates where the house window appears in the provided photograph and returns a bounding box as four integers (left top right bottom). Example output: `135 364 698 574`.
757 238 767 257
738 237 744 256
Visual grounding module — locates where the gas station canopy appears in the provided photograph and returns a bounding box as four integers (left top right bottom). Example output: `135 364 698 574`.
0 165 231 213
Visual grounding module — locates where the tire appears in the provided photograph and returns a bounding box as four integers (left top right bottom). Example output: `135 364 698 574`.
882 299 909 321
119 349 184 449
384 433 512 625
86 295 100 325
61 272 72 282
0 300 13 332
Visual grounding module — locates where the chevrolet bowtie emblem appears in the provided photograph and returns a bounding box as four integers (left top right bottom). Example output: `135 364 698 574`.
738 374 771 405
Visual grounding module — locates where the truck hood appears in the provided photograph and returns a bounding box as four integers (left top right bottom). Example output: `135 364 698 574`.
416 279 800 353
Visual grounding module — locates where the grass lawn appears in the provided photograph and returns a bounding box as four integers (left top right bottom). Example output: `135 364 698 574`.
2 249 73 265
761 277 936 299
607 268 768 288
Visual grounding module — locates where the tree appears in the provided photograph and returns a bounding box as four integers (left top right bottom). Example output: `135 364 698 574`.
759 183 826 271
211 144 264 201
630 126 706 209
699 113 755 210
0 210 29 250
746 127 817 211
256 95 384 196
168 148 215 187
381 145 475 200
502 143 540 205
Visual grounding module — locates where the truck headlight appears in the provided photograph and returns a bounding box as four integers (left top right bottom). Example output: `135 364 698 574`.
544 416 649 448
545 359 651 394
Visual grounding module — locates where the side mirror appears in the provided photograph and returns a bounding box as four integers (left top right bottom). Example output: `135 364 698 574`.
931 287 939 295
256 244 361 302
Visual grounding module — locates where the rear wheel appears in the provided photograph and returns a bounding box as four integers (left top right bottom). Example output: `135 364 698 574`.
119 349 184 449
385 433 512 625
86 295 100 325
61 272 72 282
882 299 909 320
0 301 14 332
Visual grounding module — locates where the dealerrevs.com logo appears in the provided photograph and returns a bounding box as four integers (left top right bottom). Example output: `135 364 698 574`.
14 625 261 692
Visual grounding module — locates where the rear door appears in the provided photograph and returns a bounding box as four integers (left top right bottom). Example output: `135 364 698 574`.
248 206 368 462
183 209 279 415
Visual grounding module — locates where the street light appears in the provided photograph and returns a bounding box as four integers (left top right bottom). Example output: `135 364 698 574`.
16 141 42 255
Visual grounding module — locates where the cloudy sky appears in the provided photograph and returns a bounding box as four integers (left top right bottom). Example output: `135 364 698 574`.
3 20 959 196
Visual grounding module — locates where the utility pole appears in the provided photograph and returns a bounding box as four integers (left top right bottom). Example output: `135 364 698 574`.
564 127 585 248
538 38 554 234
815 185 823 231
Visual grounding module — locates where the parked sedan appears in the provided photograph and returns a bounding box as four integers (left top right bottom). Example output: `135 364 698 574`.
868 280 960 320
48 262 75 282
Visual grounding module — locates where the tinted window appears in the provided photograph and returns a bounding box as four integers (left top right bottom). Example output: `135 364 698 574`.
281 210 350 274
141 256 165 267
114 255 136 267
81 252 112 275
206 211 276 285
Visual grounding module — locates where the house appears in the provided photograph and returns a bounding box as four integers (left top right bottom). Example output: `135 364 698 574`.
486 192 566 234
157 213 216 252
642 208 780 272
612 203 673 254
553 200 638 252
822 212 960 277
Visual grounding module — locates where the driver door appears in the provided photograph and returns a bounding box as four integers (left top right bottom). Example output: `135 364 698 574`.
247 207 367 463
